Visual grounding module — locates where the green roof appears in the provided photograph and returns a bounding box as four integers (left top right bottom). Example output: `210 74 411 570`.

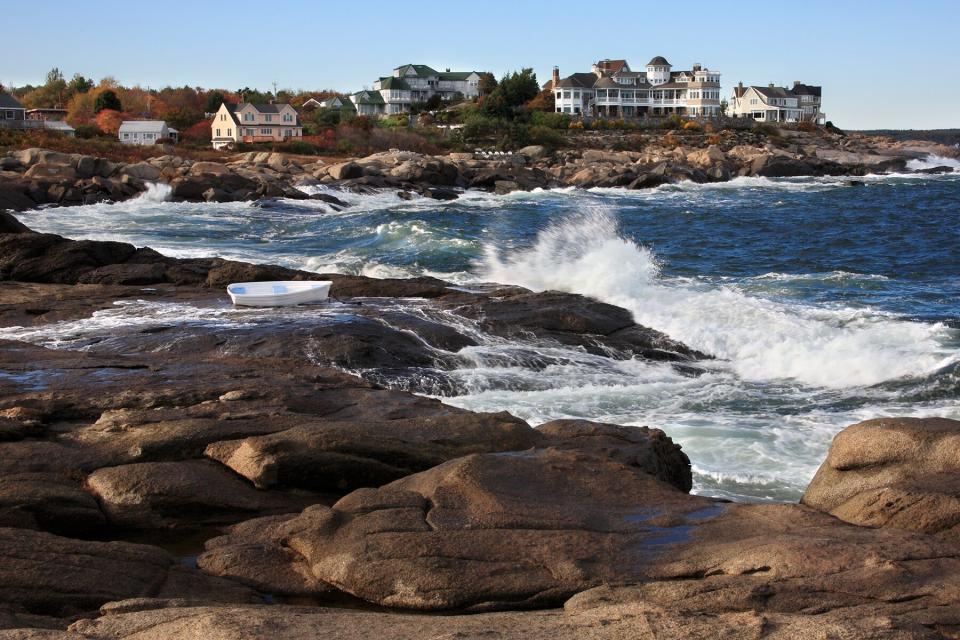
353 91 385 105
437 71 476 81
395 64 439 78
378 76 410 90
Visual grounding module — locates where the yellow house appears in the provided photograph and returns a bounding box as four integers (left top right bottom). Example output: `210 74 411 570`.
211 102 302 149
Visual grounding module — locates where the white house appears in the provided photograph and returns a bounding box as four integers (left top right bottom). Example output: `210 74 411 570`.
341 64 482 116
211 102 302 149
118 120 178 145
730 81 824 124
548 57 723 118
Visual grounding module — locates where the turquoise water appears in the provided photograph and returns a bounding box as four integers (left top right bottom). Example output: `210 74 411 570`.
10 164 960 502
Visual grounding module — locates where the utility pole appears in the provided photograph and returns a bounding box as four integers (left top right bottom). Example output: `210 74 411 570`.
272 80 278 98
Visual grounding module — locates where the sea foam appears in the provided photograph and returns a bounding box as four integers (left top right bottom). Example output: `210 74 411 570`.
481 208 954 388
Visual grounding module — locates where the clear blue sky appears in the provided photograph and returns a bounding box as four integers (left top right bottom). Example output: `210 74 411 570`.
3 0 958 129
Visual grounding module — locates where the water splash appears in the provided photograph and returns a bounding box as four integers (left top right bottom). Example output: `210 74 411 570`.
136 182 173 203
481 208 954 388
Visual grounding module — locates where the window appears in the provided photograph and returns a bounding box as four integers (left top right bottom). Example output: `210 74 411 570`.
556 92 562 100
246 128 254 136
563 91 571 99
282 113 293 122
123 133 129 139
4 110 13 119
283 129 292 137
260 128 272 135
265 114 273 122
216 129 221 137
227 129 232 136
220 114 225 121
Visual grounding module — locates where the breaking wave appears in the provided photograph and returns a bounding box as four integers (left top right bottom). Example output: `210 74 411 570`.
481 208 955 388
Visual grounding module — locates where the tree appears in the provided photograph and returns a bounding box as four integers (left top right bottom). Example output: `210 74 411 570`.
20 67 68 109
498 69 539 107
67 74 93 96
719 99 729 116
181 120 212 143
477 72 497 97
204 91 226 114
425 94 443 111
94 109 126 135
482 69 539 118
94 90 121 113
525 89 555 112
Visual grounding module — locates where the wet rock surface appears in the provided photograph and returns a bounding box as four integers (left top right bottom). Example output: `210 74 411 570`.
0 224 957 638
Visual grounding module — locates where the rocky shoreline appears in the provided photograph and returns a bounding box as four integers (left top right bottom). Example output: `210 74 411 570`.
1 129 958 211
0 218 958 638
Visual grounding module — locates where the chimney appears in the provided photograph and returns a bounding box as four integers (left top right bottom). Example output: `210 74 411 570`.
793 80 801 88
446 68 450 72
693 63 701 72
768 83 775 89
738 81 744 90
552 66 560 86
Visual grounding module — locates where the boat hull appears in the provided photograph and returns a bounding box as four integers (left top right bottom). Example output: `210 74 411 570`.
227 281 332 307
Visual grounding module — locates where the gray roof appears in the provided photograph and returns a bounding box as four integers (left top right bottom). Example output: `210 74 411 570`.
554 73 599 89
239 102 282 113
754 86 797 100
0 93 24 110
647 56 671 66
792 83 822 97
43 120 74 132
118 120 169 133
593 77 622 89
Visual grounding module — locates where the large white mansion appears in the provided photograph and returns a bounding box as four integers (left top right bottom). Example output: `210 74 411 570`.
548 57 722 118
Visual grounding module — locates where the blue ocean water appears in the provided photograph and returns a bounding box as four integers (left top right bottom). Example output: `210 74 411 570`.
10 167 960 502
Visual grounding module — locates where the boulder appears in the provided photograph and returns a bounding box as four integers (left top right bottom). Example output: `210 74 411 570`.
802 417 960 540
538 419 691 492
752 154 816 177
121 163 162 181
517 145 548 160
0 210 32 232
0 472 105 536
327 162 363 181
85 460 314 529
685 145 725 168
72 156 96 179
0 527 254 617
188 162 230 177
204 412 543 492
23 164 76 181
445 290 706 361
0 233 137 284
169 177 214 201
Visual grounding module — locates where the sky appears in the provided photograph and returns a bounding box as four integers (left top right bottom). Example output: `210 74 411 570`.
3 0 958 129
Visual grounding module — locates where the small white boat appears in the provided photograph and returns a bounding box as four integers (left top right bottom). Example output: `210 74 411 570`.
227 280 332 307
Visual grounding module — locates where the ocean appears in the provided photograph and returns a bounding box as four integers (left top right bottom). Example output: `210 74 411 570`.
9 157 960 503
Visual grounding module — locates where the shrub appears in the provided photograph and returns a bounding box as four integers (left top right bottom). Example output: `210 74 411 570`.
753 122 781 137
568 120 584 130
74 124 104 139
706 133 722 145
528 125 563 147
796 121 816 133
282 139 316 155
663 132 678 148
660 114 683 130
682 120 701 131
703 122 715 133
530 111 570 130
